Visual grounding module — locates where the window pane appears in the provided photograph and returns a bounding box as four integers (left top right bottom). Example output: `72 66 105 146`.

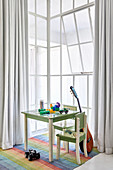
62 76 73 105
36 47 47 75
62 45 71 74
51 18 60 46
50 47 60 75
50 76 60 103
74 0 87 8
81 43 94 72
62 0 73 13
37 77 47 103
63 14 78 45
28 0 35 13
89 0 95 2
37 17 47 47
76 9 92 43
37 121 48 130
51 0 60 16
69 45 82 72
29 46 35 74
28 14 35 45
29 105 36 110
29 77 35 105
74 76 87 107
36 0 47 17
31 120 36 131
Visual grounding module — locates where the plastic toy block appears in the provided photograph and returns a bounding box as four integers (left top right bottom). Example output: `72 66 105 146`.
56 102 60 108
38 109 46 112
53 106 55 111
55 108 59 111
50 104 53 108
50 109 56 113
40 111 50 115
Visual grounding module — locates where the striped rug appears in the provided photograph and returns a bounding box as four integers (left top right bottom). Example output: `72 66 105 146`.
0 134 99 170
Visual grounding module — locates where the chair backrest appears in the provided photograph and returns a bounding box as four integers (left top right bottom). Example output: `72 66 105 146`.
63 105 77 111
75 112 85 131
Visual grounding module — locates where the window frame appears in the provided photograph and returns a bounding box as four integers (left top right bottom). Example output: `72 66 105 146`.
28 0 95 135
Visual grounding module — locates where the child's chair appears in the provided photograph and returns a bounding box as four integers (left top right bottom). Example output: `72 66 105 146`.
53 105 77 148
56 112 88 164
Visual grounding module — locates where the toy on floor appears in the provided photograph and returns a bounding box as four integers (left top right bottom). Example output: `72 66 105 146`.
25 149 40 161
59 108 68 114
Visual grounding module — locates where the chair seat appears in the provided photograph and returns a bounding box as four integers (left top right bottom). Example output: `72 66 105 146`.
56 132 85 143
64 130 85 138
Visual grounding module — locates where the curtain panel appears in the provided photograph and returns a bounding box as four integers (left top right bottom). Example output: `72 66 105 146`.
92 0 113 154
0 0 28 149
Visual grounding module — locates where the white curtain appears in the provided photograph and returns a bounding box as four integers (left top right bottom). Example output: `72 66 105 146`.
92 0 113 154
0 0 29 149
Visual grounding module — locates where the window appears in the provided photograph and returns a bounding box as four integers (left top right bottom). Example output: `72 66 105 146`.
28 0 47 134
28 0 95 135
50 0 95 124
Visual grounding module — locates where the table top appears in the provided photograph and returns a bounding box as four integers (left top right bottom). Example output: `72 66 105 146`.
22 110 79 123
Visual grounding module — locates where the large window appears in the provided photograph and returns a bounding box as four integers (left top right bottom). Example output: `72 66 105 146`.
28 0 95 135
28 0 48 134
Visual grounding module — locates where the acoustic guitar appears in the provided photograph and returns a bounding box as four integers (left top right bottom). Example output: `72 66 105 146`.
70 86 93 153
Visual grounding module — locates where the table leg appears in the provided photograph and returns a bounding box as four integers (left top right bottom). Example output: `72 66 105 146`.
49 119 53 162
24 114 28 151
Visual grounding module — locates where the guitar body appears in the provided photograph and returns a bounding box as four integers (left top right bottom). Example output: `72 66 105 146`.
70 86 93 153
80 125 93 153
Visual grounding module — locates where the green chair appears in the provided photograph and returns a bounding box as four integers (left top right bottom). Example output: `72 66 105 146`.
53 105 77 147
56 112 88 164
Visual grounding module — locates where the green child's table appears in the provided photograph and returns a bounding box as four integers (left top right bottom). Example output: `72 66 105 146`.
22 110 79 162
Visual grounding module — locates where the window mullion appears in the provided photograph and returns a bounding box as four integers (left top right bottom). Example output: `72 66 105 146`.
28 11 47 20
73 13 84 72
88 9 94 44
47 0 50 108
61 17 73 73
60 0 62 106
35 0 37 132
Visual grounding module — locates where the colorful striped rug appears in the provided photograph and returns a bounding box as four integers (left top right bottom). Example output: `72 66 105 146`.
0 134 99 170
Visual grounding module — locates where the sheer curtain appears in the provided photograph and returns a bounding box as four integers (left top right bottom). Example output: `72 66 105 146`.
0 0 29 149
92 0 113 154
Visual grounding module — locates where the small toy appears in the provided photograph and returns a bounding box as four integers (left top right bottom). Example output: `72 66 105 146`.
25 149 40 161
47 102 60 113
38 109 46 112
40 110 50 115
59 108 68 114
38 102 61 114
38 109 50 115
40 100 44 109
56 102 60 108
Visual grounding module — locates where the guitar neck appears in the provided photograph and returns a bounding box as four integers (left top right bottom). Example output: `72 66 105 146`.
77 98 82 113
70 86 82 113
